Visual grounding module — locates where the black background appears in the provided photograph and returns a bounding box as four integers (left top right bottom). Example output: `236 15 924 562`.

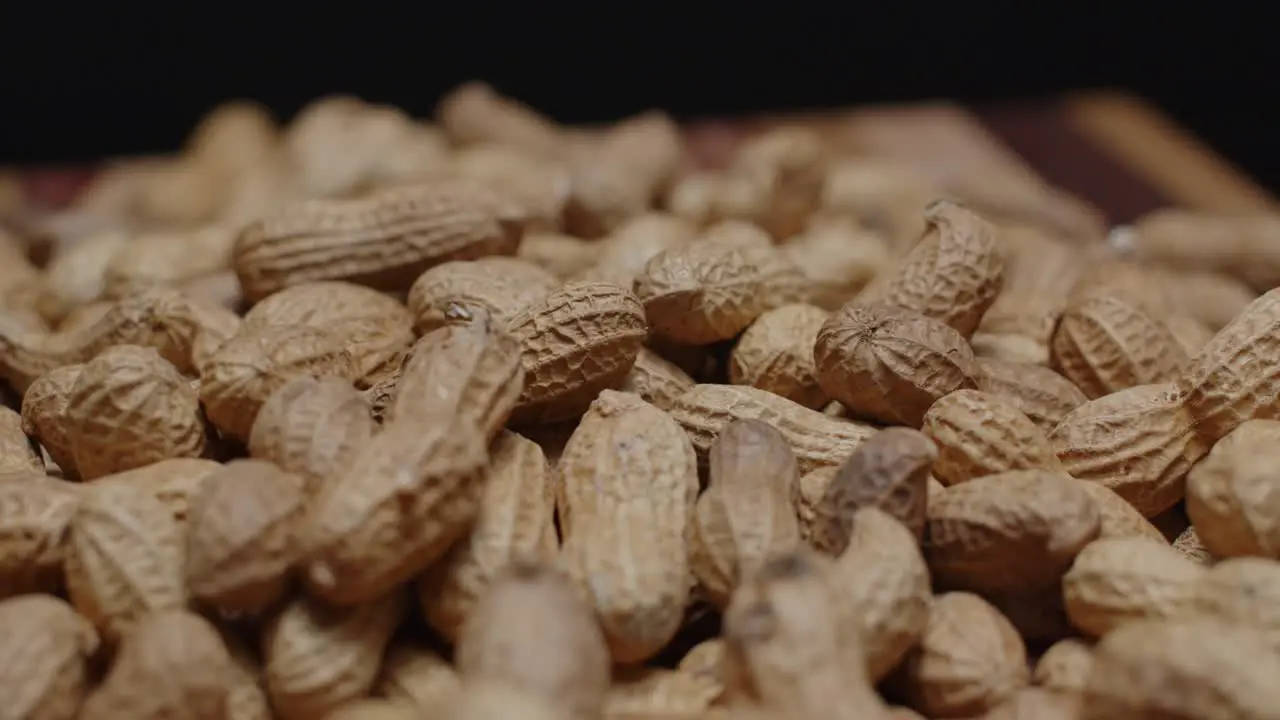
1 5 1276 188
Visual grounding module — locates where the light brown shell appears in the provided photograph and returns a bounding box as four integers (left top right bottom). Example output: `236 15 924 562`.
781 217 891 310
199 324 361 441
517 233 601 279
605 668 722 720
922 389 1063 486
65 345 210 481
436 81 566 156
728 303 830 409
407 258 558 336
1051 295 1187 399
93 458 224 533
233 180 524 301
578 212 696 287
506 281 647 425
814 303 981 427
1033 638 1094 694
1194 557 1280 653
0 479 82 598
615 347 695 411
557 391 699 664
1186 419 1280 559
0 594 99 720
1061 536 1206 637
0 406 41 476
377 644 462 715
973 357 1088 433
20 364 84 477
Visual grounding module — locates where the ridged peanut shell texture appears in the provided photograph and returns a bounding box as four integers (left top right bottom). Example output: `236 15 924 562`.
872 200 1005 338
925 470 1101 594
973 357 1088 433
729 303 830 409
1050 294 1187 399
407 257 558 335
634 238 805 345
557 390 699 664
0 480 82 598
691 419 803 608
505 281 647 425
1186 419 1280 558
922 389 1063 486
239 280 416 385
186 459 307 614
815 303 981 426
65 345 210 481
199 324 361 441
0 594 99 720
20 364 82 477
418 431 559 642
233 180 524 301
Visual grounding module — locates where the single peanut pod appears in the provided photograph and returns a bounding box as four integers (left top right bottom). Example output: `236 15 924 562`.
691 419 802 608
506 281 647 425
407 258 557 335
1073 480 1166 541
64 478 186 641
80 610 235 720
0 594 99 720
1185 419 1280 559
558 391 699 663
815 303 981 427
419 432 558 642
386 324 525 438
264 591 406 720
781 217 892 310
1112 208 1280 292
721 550 890 720
1051 295 1187 399
922 389 1063 487
973 357 1088 433
720 127 827 241
729 304 830 409
1061 536 1206 637
894 592 1029 718
94 458 223 533
634 237 805 345
1177 286 1280 442
240 281 416 385
606 668 722 720
871 200 1004 339
248 376 376 496
436 81 566 158
185 459 307 614
199 324 360 441
64 345 210 481
1033 638 1094 694
615 347 695 411
518 233 601 279
378 645 462 715
800 427 935 551
303 415 488 605
669 383 879 476
827 508 932 682
20 365 81 477
455 562 611 720
0 406 41 476
0 479 82 599
233 180 526 301
1050 382 1210 518
924 469 1101 595
1080 616 1280 720
701 219 776 251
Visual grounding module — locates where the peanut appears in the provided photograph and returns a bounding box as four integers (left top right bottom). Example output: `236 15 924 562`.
0 478 82 598
972 357 1087 433
1050 294 1187 399
407 257 557 335
1186 418 1280 558
19 364 82 476
615 347 695 411
1033 638 1094 695
0 405 41 475
729 303 830 409
0 594 98 720
1062 536 1206 637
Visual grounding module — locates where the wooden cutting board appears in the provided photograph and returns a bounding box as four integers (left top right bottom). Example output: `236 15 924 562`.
2 91 1274 227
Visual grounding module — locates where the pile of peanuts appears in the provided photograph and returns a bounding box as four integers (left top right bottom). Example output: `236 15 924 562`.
3 81 1280 720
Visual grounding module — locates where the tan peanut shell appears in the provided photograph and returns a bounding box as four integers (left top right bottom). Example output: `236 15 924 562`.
1050 382 1210 518
577 212 696 286
1073 480 1166 541
0 479 82 598
1159 267 1256 331
455 562 611 720
264 591 406 720
815 303 980 426
924 470 1101 595
65 345 210 480
303 415 489 605
1193 557 1280 652
922 389 1063 486
506 281 647 425
634 238 805 345
20 364 82 477
94 458 224 532
894 592 1029 718
101 224 238 299
407 258 558 335
1114 208 1280 292
185 459 307 613
248 375 376 495
1165 314 1217 356
676 638 726 684
436 81 565 156
239 280 415 385
448 144 572 232
1186 418 1280 558
218 627 274 720
518 232 601 279
1033 638 1094 694
378 645 462 714
32 230 129 325
780 217 891 310
1050 295 1187 399
615 347 695 411
1081 616 1280 720
443 680 575 720
983 688 1081 720
729 303 830 409
668 383 878 476
1172 525 1214 565
419 431 558 641
605 668 722 720
1061 536 1206 637
690 419 802 608
871 200 1004 339
321 699 420 720
387 324 525 438
80 610 235 720
0 406 41 475
199 324 361 441
0 594 98 720
973 357 1088 433
233 180 525 301
828 508 931 682
968 293 1063 366
64 479 187 641
800 427 935 551
557 391 698 663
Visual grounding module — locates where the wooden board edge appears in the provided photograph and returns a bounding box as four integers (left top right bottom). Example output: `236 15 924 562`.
1065 91 1275 212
